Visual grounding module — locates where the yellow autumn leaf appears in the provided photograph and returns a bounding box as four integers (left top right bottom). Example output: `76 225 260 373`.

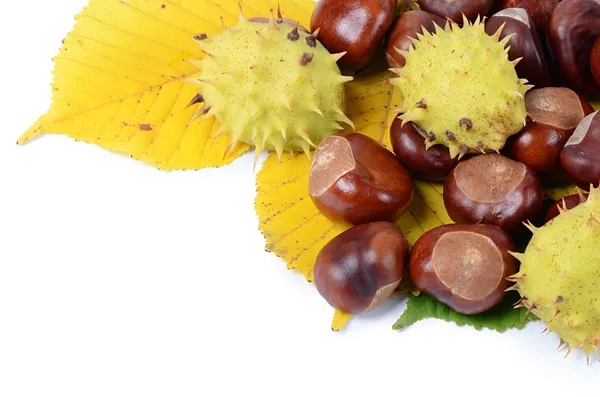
18 0 315 170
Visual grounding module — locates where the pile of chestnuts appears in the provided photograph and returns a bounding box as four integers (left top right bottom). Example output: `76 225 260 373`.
307 0 600 317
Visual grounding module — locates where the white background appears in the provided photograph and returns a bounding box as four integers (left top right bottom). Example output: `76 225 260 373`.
0 1 598 396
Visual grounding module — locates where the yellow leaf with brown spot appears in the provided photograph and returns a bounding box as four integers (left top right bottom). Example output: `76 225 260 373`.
18 0 315 170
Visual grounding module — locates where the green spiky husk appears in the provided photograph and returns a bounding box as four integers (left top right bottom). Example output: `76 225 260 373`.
189 11 353 160
389 17 531 158
511 186 600 363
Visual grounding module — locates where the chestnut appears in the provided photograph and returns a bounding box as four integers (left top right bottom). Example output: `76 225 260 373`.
485 8 553 88
314 222 408 314
409 224 519 315
492 0 560 34
390 118 459 181
561 111 600 190
592 38 600 86
548 0 600 97
504 87 595 185
443 154 544 233
417 0 494 23
309 133 413 225
310 0 397 72
385 10 447 69
544 191 589 223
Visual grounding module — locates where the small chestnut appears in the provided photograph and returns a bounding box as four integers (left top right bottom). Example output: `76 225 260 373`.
544 191 589 223
385 10 447 69
390 118 459 181
409 224 519 315
485 8 553 88
504 87 595 185
417 0 494 23
310 0 397 72
309 133 414 225
443 154 544 233
492 0 560 34
561 111 600 190
314 222 408 314
548 0 600 96
592 38 600 87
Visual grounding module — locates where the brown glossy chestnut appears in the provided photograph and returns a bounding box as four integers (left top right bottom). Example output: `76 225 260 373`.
561 111 600 190
314 222 408 314
409 224 519 315
310 0 397 72
485 8 553 88
385 10 447 68
493 0 560 34
544 191 589 223
417 0 494 23
548 0 600 97
309 133 414 225
443 154 544 232
592 38 600 86
504 87 595 185
390 118 459 181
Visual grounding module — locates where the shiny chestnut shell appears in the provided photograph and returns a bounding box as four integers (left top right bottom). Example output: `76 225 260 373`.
310 0 397 72
561 111 600 190
592 38 600 86
548 0 600 96
314 222 408 314
544 192 589 223
443 154 544 232
309 133 414 225
485 8 552 88
417 0 494 22
409 224 519 315
390 118 459 181
385 10 447 69
504 87 595 185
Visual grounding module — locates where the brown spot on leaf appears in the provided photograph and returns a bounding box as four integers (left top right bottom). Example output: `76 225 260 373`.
194 33 208 41
139 124 153 131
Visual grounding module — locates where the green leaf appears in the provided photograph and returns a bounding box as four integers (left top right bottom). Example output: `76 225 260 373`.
393 293 534 333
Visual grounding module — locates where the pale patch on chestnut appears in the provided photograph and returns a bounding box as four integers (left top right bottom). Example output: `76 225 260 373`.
309 135 355 196
565 111 598 147
526 87 586 130
495 7 530 26
432 232 504 301
454 155 526 203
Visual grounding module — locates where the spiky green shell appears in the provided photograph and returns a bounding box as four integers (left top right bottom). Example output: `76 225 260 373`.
389 17 531 158
189 13 353 159
512 187 600 362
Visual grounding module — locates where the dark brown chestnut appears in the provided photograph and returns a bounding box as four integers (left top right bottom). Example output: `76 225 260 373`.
504 87 595 185
309 133 414 225
409 224 519 315
310 0 397 72
548 0 600 97
417 0 494 22
543 191 589 223
314 222 408 314
561 111 600 190
390 118 459 181
592 38 600 86
485 8 553 88
443 154 544 232
385 10 447 68
493 0 560 34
